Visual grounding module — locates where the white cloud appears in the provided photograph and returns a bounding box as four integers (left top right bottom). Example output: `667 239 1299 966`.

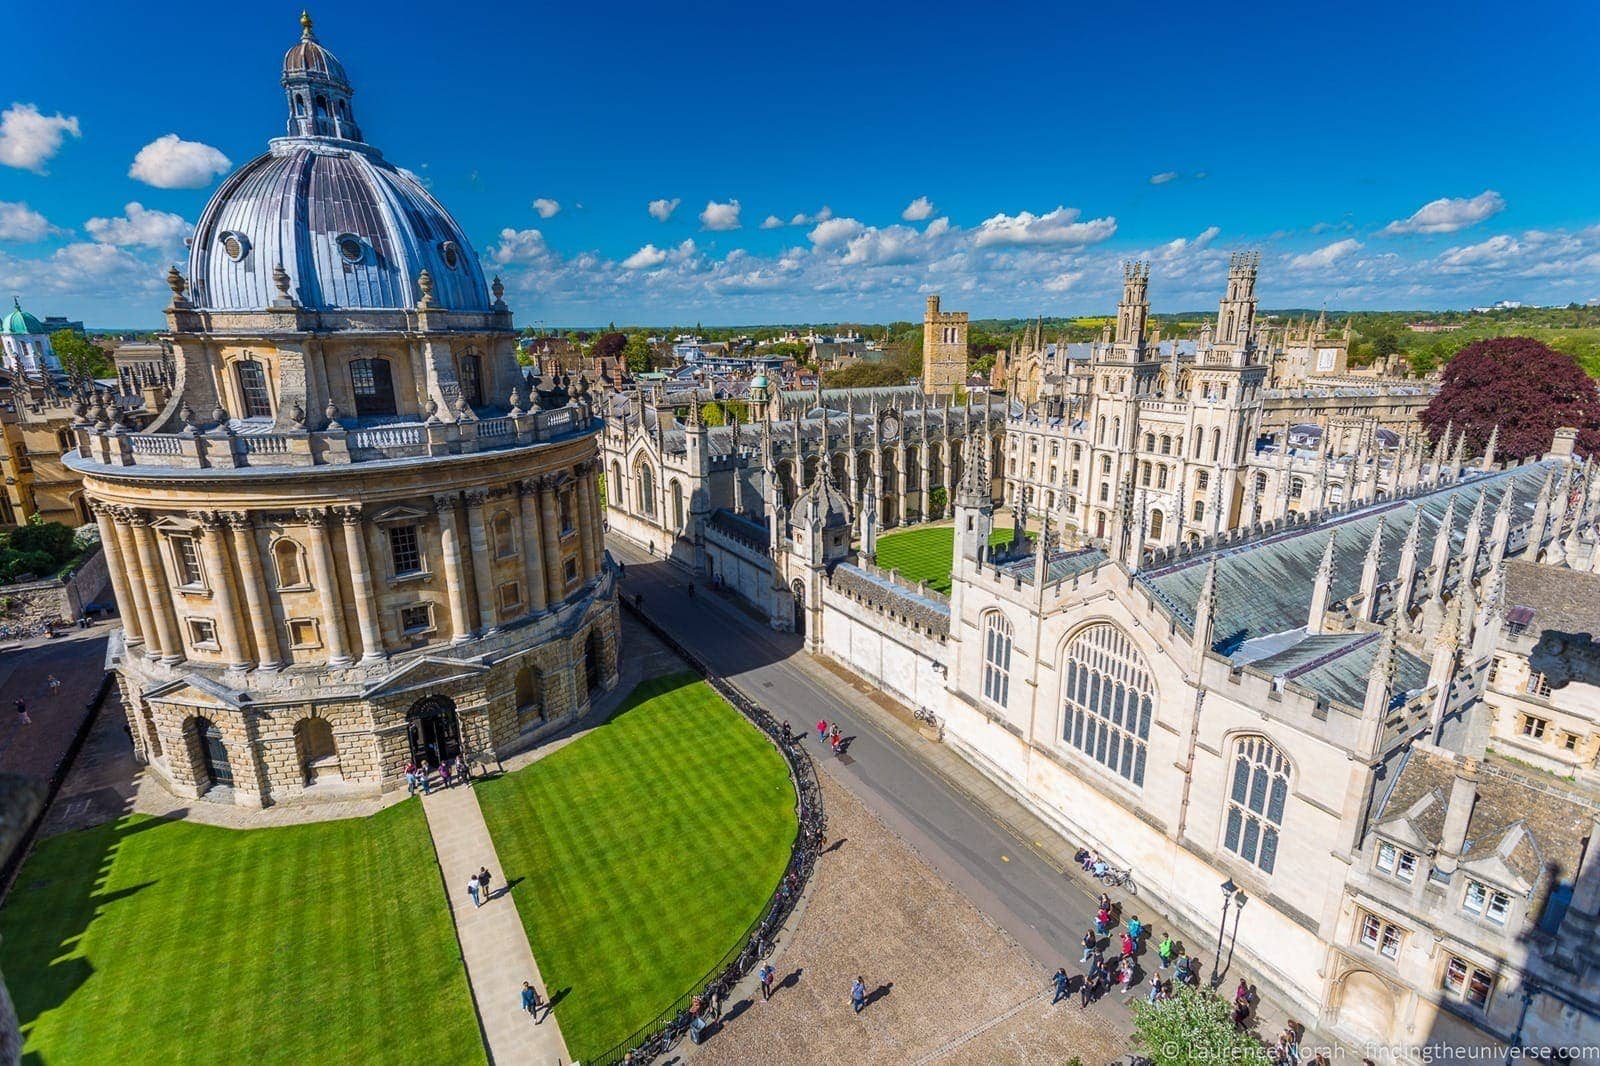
0 201 60 242
648 197 680 221
901 196 935 222
1380 190 1504 236
785 206 833 227
1436 234 1523 270
128 134 231 189
1288 238 1363 270
84 202 189 248
974 206 1117 248
699 199 742 231
925 217 951 238
760 215 784 230
621 244 669 270
531 198 561 219
807 216 866 249
0 103 80 173
491 227 549 265
1149 171 1179 185
1043 271 1084 292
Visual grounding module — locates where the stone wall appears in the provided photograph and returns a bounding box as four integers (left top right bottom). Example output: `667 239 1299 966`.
0 545 108 633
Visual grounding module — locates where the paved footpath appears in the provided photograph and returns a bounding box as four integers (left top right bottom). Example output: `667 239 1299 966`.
422 785 569 1065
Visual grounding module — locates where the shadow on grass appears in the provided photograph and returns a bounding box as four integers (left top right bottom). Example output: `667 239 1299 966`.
863 981 893 1008
2 813 169 1062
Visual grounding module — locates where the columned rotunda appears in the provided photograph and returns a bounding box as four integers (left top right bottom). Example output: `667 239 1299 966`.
66 15 618 807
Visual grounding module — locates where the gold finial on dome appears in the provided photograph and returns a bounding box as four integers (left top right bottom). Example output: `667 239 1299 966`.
300 10 314 36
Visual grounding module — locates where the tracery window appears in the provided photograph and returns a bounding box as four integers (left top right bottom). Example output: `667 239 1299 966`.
1061 623 1153 786
981 611 1013 708
1223 735 1289 874
637 463 655 516
1149 510 1165 540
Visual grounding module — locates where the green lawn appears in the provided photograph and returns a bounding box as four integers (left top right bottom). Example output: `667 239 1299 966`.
0 801 481 1064
874 523 1017 594
477 673 796 1063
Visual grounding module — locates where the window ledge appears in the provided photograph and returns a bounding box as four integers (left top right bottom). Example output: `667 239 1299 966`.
390 570 433 585
176 585 213 599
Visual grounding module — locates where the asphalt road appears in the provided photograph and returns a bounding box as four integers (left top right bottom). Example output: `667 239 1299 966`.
608 539 1103 987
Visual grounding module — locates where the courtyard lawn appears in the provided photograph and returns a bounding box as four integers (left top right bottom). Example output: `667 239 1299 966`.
0 801 481 1064
477 672 796 1064
874 523 1017 594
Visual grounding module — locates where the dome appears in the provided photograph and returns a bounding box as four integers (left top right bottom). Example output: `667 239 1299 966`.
187 16 491 314
798 471 852 529
282 13 348 87
189 144 491 313
2 298 45 336
751 373 768 389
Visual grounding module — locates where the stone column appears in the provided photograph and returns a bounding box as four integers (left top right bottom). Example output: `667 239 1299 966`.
128 510 184 664
300 508 353 666
339 506 386 661
518 479 549 613
111 513 157 654
539 477 566 605
464 490 499 634
575 461 601 580
433 492 475 642
92 502 142 648
224 511 282 669
193 511 250 670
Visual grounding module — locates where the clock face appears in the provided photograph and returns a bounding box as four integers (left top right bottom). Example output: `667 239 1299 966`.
880 413 900 442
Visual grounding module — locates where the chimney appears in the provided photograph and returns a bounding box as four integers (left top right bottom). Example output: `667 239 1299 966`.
1433 756 1480 879
1546 426 1579 460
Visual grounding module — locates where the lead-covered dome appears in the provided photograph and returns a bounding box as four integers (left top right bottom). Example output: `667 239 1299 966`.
186 15 491 314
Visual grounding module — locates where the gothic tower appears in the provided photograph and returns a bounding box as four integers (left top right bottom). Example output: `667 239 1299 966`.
922 294 969 395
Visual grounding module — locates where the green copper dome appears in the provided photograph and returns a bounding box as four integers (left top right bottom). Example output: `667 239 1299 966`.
1 298 45 336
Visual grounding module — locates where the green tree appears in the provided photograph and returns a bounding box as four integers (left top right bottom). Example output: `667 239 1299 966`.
765 341 807 359
928 486 948 515
1132 987 1270 1066
699 400 750 426
50 329 113 382
623 333 654 375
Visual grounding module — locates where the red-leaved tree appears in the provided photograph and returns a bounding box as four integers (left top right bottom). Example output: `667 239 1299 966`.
1420 336 1600 460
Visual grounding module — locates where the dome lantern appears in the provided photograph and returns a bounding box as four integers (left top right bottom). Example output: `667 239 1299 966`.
282 11 362 143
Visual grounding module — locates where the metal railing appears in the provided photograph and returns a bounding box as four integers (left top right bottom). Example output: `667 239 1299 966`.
592 598 826 1065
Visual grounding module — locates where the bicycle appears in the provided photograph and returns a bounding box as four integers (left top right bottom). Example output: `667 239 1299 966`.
1097 865 1136 893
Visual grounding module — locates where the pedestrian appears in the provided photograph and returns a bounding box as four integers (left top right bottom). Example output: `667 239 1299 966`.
1126 915 1143 942
851 976 866 1014
830 731 842 755
13 699 28 725
1051 967 1069 1004
1147 971 1162 1004
1120 958 1137 995
439 757 453 789
1158 933 1174 969
758 963 775 1001
405 762 418 795
1096 891 1113 915
1120 932 1134 960
521 981 541 1022
1232 998 1251 1030
1082 957 1102 1008
618 561 626 579
46 674 61 697
1235 979 1250 1006
1095 905 1111 936
689 995 706 1044
467 875 481 908
816 718 828 742
1080 929 1096 963
478 866 493 901
420 760 433 795
458 759 471 786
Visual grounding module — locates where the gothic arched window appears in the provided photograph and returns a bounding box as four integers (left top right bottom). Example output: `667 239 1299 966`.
637 463 655 516
350 358 396 417
1149 510 1165 540
671 481 685 530
1212 428 1222 461
981 611 1013 708
1061 623 1154 785
1223 735 1290 874
609 461 623 505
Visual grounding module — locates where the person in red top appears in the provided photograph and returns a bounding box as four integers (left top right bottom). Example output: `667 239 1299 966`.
1120 932 1135 959
816 719 829 742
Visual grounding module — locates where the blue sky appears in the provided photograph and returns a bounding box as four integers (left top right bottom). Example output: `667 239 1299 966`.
3 0 1599 327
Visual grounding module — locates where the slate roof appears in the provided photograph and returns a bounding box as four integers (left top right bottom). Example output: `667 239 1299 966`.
829 563 951 636
996 545 1109 586
1136 463 1556 710
1503 559 1600 637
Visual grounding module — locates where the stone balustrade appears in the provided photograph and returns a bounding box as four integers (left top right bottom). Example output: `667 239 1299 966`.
71 403 597 471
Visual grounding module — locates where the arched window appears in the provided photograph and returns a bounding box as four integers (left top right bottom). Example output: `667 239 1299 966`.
1145 432 1156 452
1328 483 1344 506
671 481 685 529
1212 427 1222 461
1192 499 1205 521
981 612 1013 708
350 358 396 416
1289 477 1305 500
1160 435 1172 456
493 512 516 558
1157 466 1169 489
1140 461 1151 487
236 360 272 418
609 461 623 505
1255 472 1268 494
1196 471 1210 493
637 463 655 516
1060 623 1154 785
1193 427 1204 457
1223 736 1290 874
459 354 483 407
1149 510 1165 540
273 538 306 588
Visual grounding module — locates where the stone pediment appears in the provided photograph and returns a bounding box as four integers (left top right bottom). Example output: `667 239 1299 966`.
143 673 250 710
361 655 490 701
370 503 432 525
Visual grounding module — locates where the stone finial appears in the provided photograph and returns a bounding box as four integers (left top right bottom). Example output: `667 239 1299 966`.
212 404 228 426
509 385 525 415
166 265 189 303
425 397 440 423
289 401 306 427
180 402 196 430
324 399 341 428
491 275 505 305
417 268 436 309
272 263 294 305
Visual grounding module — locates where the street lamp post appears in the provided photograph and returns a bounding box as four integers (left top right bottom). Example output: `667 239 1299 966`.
1211 879 1236 987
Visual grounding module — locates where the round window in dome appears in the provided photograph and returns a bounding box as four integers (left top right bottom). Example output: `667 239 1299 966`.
337 234 365 264
439 241 460 270
220 231 249 262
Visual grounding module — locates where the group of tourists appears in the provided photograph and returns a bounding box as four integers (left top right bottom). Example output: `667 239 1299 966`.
465 865 494 908
1066 888 1209 1010
814 718 844 756
404 756 468 795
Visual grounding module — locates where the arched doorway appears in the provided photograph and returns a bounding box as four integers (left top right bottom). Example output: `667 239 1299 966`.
406 695 461 765
1335 970 1397 1045
585 630 603 693
791 580 806 637
193 717 233 790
